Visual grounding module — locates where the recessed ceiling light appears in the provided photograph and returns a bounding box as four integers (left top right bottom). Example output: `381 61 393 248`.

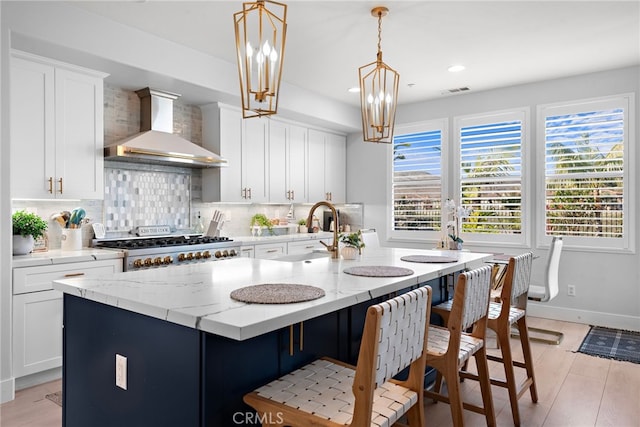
348 87 360 93
448 65 466 73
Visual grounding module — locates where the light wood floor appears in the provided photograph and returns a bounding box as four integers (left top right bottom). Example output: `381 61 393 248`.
1 317 638 426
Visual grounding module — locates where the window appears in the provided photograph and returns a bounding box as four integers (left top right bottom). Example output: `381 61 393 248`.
389 120 447 240
454 110 528 245
537 94 634 251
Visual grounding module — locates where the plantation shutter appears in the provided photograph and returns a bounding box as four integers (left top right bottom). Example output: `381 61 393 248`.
543 107 624 238
392 130 442 231
458 115 523 235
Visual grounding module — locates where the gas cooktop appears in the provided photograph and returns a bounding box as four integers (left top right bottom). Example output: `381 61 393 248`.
94 235 233 250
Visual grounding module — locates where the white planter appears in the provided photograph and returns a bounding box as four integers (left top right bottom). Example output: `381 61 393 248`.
341 246 358 260
298 225 307 233
13 235 34 255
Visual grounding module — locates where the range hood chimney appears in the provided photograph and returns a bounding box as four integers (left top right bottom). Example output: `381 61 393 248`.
104 88 227 168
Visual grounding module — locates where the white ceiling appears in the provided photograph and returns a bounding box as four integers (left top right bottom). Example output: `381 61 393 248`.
68 1 639 107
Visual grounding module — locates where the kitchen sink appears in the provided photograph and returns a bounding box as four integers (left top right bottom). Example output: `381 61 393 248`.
273 251 332 262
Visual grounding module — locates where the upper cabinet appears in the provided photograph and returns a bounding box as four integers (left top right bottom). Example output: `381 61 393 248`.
308 129 346 203
10 51 108 200
202 103 345 204
268 120 307 203
202 104 268 203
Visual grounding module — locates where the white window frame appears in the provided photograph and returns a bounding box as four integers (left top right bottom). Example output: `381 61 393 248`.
536 93 635 253
452 108 531 248
386 118 449 243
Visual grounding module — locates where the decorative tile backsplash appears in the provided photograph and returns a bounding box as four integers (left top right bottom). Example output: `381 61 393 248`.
104 166 191 232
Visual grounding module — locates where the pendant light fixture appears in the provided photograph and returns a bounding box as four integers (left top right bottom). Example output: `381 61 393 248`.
359 6 399 143
234 0 287 119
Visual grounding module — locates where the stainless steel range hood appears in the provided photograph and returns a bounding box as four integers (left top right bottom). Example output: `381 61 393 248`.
104 88 227 168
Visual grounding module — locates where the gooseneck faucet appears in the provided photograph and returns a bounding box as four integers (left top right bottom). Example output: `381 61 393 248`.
306 201 340 259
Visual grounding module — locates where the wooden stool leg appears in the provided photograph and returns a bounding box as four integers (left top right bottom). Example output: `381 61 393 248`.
444 365 465 427
474 348 496 427
517 317 538 403
497 323 521 426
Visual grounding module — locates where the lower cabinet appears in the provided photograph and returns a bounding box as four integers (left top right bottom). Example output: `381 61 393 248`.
12 290 63 377
286 239 331 255
253 242 287 259
12 258 123 377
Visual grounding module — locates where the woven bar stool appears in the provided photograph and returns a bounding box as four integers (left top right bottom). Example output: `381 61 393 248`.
243 286 432 426
424 266 495 427
433 253 537 426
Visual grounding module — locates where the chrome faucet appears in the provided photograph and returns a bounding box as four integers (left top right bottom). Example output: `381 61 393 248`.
306 201 340 259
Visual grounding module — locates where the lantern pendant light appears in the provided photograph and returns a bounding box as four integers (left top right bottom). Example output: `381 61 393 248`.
234 0 287 119
359 6 399 143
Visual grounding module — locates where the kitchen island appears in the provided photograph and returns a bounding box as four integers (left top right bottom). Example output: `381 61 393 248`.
54 247 492 426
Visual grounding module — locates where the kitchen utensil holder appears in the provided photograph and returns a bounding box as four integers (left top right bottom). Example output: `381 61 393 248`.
61 228 82 251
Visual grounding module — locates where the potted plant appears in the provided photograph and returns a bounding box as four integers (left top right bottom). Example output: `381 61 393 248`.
339 231 365 260
12 210 48 255
445 199 471 250
250 213 274 236
297 218 307 233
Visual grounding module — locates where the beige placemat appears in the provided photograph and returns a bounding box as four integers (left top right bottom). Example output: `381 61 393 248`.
343 266 414 277
400 255 458 263
230 284 325 304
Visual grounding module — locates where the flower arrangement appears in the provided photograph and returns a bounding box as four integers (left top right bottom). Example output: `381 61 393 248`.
12 210 48 239
339 231 365 254
445 199 471 246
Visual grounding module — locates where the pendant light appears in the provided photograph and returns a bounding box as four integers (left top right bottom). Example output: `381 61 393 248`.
359 6 399 143
234 0 287 119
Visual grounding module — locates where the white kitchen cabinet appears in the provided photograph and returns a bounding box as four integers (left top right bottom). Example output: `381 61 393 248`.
239 245 255 258
307 129 346 203
202 103 268 202
269 120 307 203
12 258 122 377
287 239 331 255
254 242 287 259
10 51 107 200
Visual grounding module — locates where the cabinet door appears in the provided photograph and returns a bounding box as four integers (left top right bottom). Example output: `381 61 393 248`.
307 129 326 202
13 290 63 377
287 239 330 255
239 245 255 258
268 120 289 203
55 68 104 199
324 133 346 203
288 124 307 203
10 57 56 199
243 119 268 202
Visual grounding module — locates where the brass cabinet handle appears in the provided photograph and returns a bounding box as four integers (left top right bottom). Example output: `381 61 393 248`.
242 188 246 199
58 177 63 194
299 321 304 352
48 177 53 194
64 272 85 278
291 190 295 200
266 249 279 253
248 188 252 199
288 322 304 356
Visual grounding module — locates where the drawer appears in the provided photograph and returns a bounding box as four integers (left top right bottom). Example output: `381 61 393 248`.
254 243 286 259
13 259 123 294
287 239 330 255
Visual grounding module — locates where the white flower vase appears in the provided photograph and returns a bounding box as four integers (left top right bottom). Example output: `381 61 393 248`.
449 241 462 250
13 235 34 255
341 246 358 260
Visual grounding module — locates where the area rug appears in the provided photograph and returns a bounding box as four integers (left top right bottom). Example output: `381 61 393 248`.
577 326 640 364
45 391 62 407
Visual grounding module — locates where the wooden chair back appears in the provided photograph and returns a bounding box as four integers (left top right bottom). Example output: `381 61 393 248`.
500 252 534 309
351 286 432 426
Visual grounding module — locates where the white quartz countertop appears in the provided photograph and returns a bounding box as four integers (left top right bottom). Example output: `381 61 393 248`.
233 231 334 245
12 248 124 268
53 248 492 341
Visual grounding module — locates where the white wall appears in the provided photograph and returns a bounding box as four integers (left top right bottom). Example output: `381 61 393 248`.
347 66 640 331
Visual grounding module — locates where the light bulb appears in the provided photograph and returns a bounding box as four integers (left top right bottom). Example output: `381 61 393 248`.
270 49 278 63
262 40 271 56
246 42 253 58
367 93 374 104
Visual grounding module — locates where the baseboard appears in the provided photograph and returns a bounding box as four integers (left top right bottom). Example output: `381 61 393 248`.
1 376 15 404
15 367 62 391
527 303 640 332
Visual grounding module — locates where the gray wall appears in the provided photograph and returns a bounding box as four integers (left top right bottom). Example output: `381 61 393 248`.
347 66 640 331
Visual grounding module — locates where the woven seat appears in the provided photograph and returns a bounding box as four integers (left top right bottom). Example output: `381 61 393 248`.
424 266 496 427
433 252 537 426
243 286 432 426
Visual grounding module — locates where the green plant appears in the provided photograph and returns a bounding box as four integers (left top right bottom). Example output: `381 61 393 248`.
297 218 307 226
12 210 48 239
339 231 365 250
250 213 273 233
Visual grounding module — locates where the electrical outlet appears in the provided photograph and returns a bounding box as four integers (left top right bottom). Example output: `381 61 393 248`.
567 285 576 297
116 354 127 390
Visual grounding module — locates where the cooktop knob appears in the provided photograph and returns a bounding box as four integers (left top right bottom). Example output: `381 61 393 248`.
153 257 162 266
144 258 152 267
214 251 222 258
195 251 202 260
229 249 237 257
222 250 229 257
202 250 211 259
178 253 186 262
186 252 194 260
163 256 173 265
133 259 143 268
